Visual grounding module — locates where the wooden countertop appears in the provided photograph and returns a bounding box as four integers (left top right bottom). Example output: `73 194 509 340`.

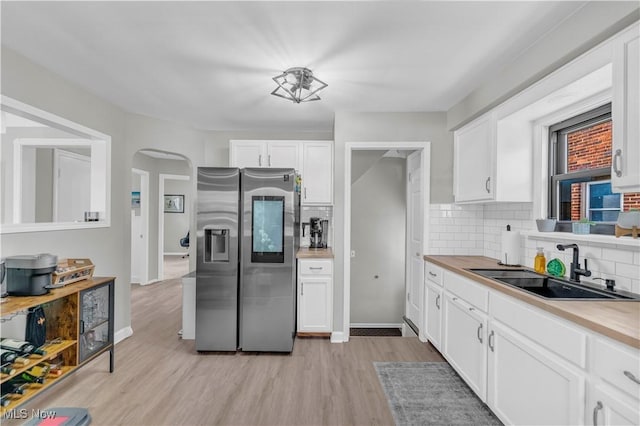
424 255 640 349
0 276 115 317
296 247 334 259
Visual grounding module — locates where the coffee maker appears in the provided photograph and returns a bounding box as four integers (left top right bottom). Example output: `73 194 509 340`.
305 217 329 249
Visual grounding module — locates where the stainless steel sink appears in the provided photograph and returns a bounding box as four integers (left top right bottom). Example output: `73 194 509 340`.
468 269 640 301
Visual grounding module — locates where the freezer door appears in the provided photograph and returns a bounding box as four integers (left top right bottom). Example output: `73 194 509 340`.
240 168 297 352
196 167 240 351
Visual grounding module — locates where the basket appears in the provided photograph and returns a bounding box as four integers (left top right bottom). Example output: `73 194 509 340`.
53 258 95 285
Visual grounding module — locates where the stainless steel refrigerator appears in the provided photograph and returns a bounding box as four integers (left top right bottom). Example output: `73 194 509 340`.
196 167 299 352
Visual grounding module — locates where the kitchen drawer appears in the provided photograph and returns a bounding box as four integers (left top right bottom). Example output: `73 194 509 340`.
592 336 640 400
491 292 587 369
425 262 443 286
444 270 488 312
298 259 332 275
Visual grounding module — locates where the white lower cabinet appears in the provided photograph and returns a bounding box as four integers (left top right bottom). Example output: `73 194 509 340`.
487 321 584 425
424 280 443 350
443 293 487 400
297 259 333 333
588 383 639 426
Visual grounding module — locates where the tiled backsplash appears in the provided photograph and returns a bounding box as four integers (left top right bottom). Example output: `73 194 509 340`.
429 203 640 294
300 206 333 248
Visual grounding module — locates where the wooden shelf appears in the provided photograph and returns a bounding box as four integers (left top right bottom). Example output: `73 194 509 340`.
1 366 74 415
1 277 115 417
1 340 76 383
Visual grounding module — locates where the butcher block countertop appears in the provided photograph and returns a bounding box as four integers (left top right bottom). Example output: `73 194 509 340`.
424 255 640 349
296 247 334 259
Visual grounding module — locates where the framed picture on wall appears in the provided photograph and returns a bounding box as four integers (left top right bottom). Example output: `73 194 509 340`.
164 194 184 213
131 191 141 208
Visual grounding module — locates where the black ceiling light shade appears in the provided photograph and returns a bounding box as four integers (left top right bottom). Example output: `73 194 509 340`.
271 67 328 103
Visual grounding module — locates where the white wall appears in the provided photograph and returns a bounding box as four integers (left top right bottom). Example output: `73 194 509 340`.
447 2 639 129
350 155 406 325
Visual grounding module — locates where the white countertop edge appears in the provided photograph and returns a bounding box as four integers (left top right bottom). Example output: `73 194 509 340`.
522 230 640 250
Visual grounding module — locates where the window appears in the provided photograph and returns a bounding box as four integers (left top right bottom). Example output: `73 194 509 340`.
549 103 640 234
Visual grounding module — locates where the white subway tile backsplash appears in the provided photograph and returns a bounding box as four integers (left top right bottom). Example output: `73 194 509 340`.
428 202 640 294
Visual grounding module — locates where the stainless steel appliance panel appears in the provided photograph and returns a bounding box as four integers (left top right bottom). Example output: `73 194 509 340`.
240 168 298 352
196 167 240 351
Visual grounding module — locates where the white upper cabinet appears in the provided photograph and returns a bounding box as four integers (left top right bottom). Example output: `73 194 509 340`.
612 23 640 193
268 141 301 169
453 112 495 202
453 111 533 204
301 141 333 205
229 140 333 205
229 140 301 170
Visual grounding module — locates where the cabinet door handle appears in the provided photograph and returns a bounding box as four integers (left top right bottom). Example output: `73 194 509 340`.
304 187 307 200
309 267 323 270
624 370 640 384
258 154 263 167
452 297 458 301
268 155 272 167
477 323 483 343
435 294 440 310
80 320 85 334
593 401 603 426
428 271 437 277
485 176 491 193
301 282 304 296
613 149 622 178
488 330 495 352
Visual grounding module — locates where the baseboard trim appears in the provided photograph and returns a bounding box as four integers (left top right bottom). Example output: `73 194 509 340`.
331 331 346 343
402 315 419 336
350 323 403 329
140 279 160 286
114 326 133 344
164 252 188 256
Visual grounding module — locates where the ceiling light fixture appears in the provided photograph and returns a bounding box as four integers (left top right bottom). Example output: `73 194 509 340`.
271 67 327 103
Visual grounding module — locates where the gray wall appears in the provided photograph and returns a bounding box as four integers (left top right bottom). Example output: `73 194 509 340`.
1 46 131 334
164 179 191 254
447 2 640 129
350 155 406 325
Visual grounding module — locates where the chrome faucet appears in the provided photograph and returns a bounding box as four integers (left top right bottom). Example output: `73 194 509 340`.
557 244 592 282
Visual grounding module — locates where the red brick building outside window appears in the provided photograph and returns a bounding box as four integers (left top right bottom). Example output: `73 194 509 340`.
567 121 640 221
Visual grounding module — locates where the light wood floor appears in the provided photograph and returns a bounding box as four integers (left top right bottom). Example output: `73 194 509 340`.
11 278 445 425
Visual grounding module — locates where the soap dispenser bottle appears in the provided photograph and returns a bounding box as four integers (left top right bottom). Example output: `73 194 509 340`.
534 247 546 274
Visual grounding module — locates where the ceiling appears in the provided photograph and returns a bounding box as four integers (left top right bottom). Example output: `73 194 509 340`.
1 1 588 133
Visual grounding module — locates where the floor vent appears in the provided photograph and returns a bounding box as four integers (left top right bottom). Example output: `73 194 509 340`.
350 328 402 337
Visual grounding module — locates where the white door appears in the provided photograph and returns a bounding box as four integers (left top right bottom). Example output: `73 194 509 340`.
267 142 301 169
298 276 332 332
454 112 494 202
588 383 639 426
487 321 584 425
54 149 91 222
131 168 149 285
131 210 142 283
405 150 423 329
424 281 443 350
443 293 487 400
229 140 266 168
301 142 333 204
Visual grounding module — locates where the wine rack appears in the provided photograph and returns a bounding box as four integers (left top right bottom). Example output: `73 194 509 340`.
0 277 114 417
